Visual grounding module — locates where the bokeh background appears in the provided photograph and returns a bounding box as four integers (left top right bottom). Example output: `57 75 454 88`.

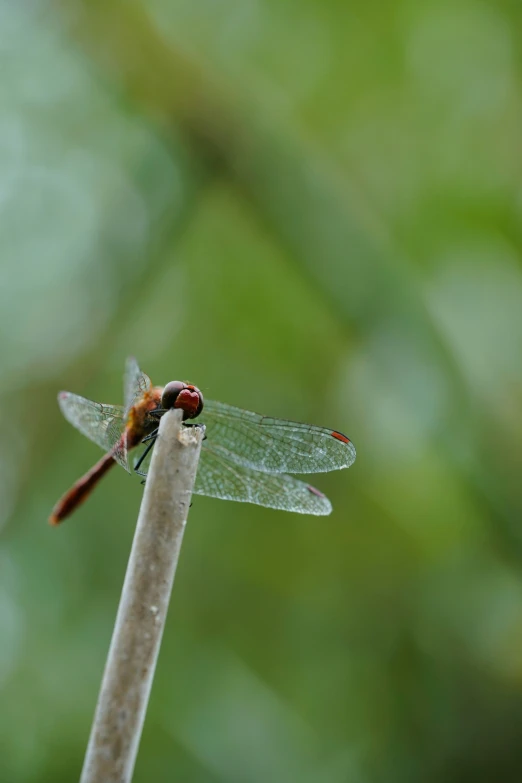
2 1 522 781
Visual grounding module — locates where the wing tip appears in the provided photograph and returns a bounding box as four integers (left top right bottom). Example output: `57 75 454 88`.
306 485 333 515
331 430 356 461
57 390 71 412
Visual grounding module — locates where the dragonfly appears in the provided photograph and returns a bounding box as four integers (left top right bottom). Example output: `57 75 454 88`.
49 358 356 524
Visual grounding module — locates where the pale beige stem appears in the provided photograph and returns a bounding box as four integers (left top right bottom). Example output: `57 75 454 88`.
80 409 204 783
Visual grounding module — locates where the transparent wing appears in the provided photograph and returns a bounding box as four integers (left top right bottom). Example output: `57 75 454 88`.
198 400 356 474
124 356 152 417
132 435 332 515
195 445 332 515
57 392 130 470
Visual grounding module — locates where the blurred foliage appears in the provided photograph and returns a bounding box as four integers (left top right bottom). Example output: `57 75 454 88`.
2 0 522 781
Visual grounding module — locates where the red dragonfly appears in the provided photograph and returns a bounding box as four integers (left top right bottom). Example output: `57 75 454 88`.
50 358 356 524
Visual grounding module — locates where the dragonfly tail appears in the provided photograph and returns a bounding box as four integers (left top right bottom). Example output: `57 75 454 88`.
49 451 116 525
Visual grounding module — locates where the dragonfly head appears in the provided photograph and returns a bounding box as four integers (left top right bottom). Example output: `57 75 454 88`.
161 381 204 420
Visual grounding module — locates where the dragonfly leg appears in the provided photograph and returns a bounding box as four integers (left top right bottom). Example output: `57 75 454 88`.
142 426 159 444
136 421 206 478
134 436 157 474
148 408 168 420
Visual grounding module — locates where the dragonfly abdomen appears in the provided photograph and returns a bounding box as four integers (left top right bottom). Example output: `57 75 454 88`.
49 451 116 525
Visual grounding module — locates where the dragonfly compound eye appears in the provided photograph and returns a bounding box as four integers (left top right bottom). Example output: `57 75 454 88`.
162 381 204 420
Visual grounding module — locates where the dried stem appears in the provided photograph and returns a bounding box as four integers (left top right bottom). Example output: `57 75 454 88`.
80 409 204 783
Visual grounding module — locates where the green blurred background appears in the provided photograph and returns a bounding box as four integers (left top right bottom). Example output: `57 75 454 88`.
2 1 522 781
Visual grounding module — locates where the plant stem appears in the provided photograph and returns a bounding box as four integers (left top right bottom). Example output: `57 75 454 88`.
80 409 204 783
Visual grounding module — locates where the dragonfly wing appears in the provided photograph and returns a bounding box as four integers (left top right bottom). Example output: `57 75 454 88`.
58 392 129 470
124 356 152 418
130 428 332 514
199 400 356 474
194 444 332 515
